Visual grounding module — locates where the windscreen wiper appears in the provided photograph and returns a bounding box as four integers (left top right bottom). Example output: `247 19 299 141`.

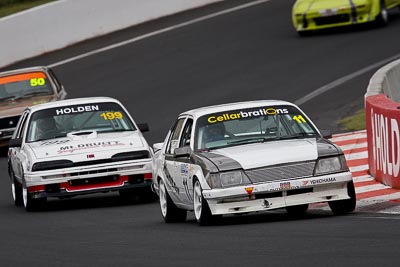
278 133 317 140
20 91 51 98
228 137 272 145
0 95 18 101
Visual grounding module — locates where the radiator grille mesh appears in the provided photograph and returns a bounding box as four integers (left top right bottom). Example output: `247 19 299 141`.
245 161 315 183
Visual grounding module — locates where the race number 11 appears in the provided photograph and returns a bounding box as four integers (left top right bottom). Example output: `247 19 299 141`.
293 115 306 123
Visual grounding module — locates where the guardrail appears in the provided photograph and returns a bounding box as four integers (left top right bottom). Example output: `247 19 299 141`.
0 0 221 68
365 58 400 189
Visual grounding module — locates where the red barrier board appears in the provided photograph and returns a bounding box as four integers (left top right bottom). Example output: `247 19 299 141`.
366 94 400 188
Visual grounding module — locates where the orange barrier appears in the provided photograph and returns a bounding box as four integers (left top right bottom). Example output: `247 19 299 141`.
365 94 400 188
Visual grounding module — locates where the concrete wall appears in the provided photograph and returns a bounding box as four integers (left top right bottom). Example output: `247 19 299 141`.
365 59 400 188
0 0 222 68
366 58 400 102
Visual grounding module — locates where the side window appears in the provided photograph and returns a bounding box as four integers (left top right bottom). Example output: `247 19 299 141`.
179 119 193 148
166 118 185 154
13 111 29 139
48 69 62 93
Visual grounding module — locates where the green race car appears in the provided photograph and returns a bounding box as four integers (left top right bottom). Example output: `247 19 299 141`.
292 0 400 35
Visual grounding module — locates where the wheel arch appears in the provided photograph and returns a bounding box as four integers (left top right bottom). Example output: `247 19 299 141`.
371 0 383 18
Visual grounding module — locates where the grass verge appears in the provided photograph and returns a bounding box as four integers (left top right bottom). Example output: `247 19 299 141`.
0 0 55 18
338 109 366 131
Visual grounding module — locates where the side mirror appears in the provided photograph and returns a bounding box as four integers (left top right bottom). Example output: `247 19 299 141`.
8 138 22 148
174 146 191 158
320 129 332 139
137 123 149 132
153 142 164 153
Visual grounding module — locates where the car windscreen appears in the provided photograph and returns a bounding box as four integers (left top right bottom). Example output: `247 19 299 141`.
194 105 319 151
26 102 136 142
0 72 53 101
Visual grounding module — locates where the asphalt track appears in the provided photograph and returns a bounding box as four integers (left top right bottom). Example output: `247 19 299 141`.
1 0 400 266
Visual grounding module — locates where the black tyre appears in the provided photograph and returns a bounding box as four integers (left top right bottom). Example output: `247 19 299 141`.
286 204 309 218
10 172 23 206
375 1 389 27
329 182 356 215
297 30 312 37
22 179 46 212
159 179 187 223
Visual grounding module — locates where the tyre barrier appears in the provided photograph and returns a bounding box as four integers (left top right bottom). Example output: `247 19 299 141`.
365 58 400 189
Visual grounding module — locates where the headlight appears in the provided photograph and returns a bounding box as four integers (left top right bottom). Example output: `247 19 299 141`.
314 155 348 175
112 151 150 161
32 160 73 172
206 170 251 189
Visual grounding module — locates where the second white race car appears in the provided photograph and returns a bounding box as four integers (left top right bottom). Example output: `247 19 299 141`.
152 100 356 225
8 97 154 211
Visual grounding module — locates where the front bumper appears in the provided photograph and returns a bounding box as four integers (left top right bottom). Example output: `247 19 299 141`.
24 159 152 198
202 172 353 215
293 7 372 32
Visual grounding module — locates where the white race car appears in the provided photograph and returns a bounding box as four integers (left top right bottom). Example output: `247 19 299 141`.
8 97 153 211
152 100 356 225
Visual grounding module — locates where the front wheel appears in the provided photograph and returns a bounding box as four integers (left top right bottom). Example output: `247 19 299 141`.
22 180 46 212
193 180 217 226
329 182 356 215
10 172 23 206
375 2 389 27
159 179 187 223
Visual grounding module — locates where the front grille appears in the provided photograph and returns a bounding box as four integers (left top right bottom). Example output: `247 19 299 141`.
245 161 315 184
0 115 20 130
314 14 350 26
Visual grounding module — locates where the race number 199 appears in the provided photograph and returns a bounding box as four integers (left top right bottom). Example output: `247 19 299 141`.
100 112 123 120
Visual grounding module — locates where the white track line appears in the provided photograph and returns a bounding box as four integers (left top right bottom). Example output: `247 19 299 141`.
48 0 272 68
332 130 366 138
340 142 368 151
353 175 375 183
349 164 369 172
345 151 368 160
294 54 400 105
355 183 390 194
330 133 367 142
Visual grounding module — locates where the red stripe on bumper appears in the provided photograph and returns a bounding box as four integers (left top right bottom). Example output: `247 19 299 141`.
61 176 129 192
27 185 45 193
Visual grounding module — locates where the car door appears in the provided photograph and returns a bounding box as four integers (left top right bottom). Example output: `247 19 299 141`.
163 117 186 204
9 111 30 181
173 118 194 205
